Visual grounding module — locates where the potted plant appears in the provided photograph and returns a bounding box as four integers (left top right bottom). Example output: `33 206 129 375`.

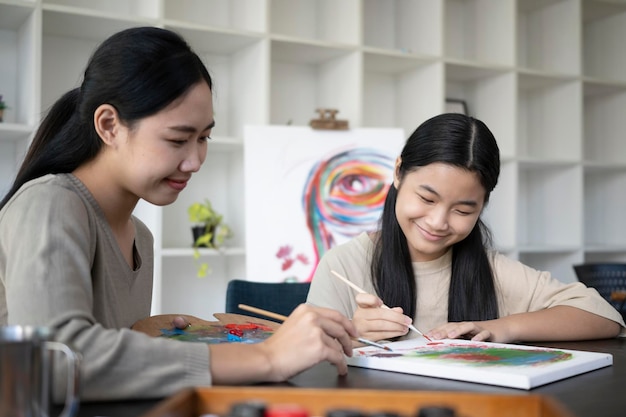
187 199 232 277
0 95 8 123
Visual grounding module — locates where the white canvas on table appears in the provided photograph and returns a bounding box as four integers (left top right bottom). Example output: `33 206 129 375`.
243 125 405 283
347 339 613 390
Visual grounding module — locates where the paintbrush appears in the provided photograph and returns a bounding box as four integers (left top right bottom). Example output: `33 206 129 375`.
237 303 393 352
330 269 432 341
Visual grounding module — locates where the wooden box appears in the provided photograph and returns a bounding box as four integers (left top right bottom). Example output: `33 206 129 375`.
139 387 575 417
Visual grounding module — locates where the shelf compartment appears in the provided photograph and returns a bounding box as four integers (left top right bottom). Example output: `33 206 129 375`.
41 8 162 112
363 0 443 56
0 138 29 198
164 0 266 33
0 123 32 141
269 0 359 45
270 37 354 64
517 0 580 75
518 250 582 284
583 0 626 82
583 169 626 247
165 23 264 55
41 10 145 112
444 0 515 66
41 0 159 19
445 63 516 160
205 136 243 152
584 250 626 263
517 164 582 249
583 80 626 164
162 149 244 249
270 39 359 127
482 161 517 250
0 2 34 30
363 52 441 134
159 257 242 317
42 7 154 41
0 2 37 125
517 73 581 161
163 25 268 138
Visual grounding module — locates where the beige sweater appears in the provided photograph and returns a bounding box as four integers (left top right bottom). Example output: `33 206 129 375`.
0 174 211 401
308 232 626 335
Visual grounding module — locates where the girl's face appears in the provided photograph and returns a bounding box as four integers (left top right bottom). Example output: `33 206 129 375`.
394 161 486 262
115 81 214 206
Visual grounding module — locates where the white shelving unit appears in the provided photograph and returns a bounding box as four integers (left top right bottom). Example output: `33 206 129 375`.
1 0 625 319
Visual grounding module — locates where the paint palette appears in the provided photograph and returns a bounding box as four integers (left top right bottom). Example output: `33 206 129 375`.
348 338 612 389
160 322 275 344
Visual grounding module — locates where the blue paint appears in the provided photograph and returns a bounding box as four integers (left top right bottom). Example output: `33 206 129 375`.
227 333 243 342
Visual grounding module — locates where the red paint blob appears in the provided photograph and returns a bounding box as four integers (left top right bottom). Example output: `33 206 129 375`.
225 323 274 331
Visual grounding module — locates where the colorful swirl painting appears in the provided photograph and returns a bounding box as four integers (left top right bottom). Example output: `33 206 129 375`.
301 147 396 277
362 342 572 367
244 126 405 283
348 339 612 389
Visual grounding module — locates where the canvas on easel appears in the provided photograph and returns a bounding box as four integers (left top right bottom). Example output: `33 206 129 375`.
243 125 405 283
347 338 612 389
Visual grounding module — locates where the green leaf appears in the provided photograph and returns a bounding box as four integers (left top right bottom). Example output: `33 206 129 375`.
197 263 210 278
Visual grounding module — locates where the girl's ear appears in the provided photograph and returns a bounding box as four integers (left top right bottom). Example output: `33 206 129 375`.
93 104 121 147
393 156 402 188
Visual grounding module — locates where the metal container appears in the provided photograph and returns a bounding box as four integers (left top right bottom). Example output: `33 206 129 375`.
0 326 80 417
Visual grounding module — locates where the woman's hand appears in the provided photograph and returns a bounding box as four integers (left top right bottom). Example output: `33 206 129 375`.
131 314 203 336
209 303 358 384
172 316 191 329
260 304 358 380
352 293 412 342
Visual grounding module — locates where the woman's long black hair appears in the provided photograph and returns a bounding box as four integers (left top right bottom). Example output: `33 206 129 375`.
0 26 213 209
371 113 501 322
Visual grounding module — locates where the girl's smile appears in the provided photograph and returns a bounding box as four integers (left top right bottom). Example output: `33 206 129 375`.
416 223 448 242
394 162 485 262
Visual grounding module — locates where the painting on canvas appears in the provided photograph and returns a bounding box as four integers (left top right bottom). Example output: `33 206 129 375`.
244 126 405 283
347 339 612 389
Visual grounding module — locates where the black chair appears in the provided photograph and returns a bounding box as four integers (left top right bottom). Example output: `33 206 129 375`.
573 263 626 321
225 279 311 322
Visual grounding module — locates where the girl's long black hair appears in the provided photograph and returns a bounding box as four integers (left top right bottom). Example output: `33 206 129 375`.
371 113 500 322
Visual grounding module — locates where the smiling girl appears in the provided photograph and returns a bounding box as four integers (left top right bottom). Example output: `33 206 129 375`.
307 113 624 345
0 26 356 401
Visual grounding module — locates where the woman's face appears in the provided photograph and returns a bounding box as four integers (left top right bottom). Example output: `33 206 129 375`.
394 161 486 262
115 81 214 206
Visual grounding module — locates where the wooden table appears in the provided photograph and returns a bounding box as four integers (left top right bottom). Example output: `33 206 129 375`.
62 334 626 417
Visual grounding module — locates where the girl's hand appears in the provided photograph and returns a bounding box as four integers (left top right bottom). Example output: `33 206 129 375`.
428 307 621 343
352 293 412 342
428 320 511 343
259 304 358 380
429 322 492 342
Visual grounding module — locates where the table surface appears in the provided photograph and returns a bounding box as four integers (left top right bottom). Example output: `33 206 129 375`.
64 338 626 417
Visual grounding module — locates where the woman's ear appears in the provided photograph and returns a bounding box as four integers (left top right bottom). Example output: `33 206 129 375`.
393 156 402 188
93 104 121 147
